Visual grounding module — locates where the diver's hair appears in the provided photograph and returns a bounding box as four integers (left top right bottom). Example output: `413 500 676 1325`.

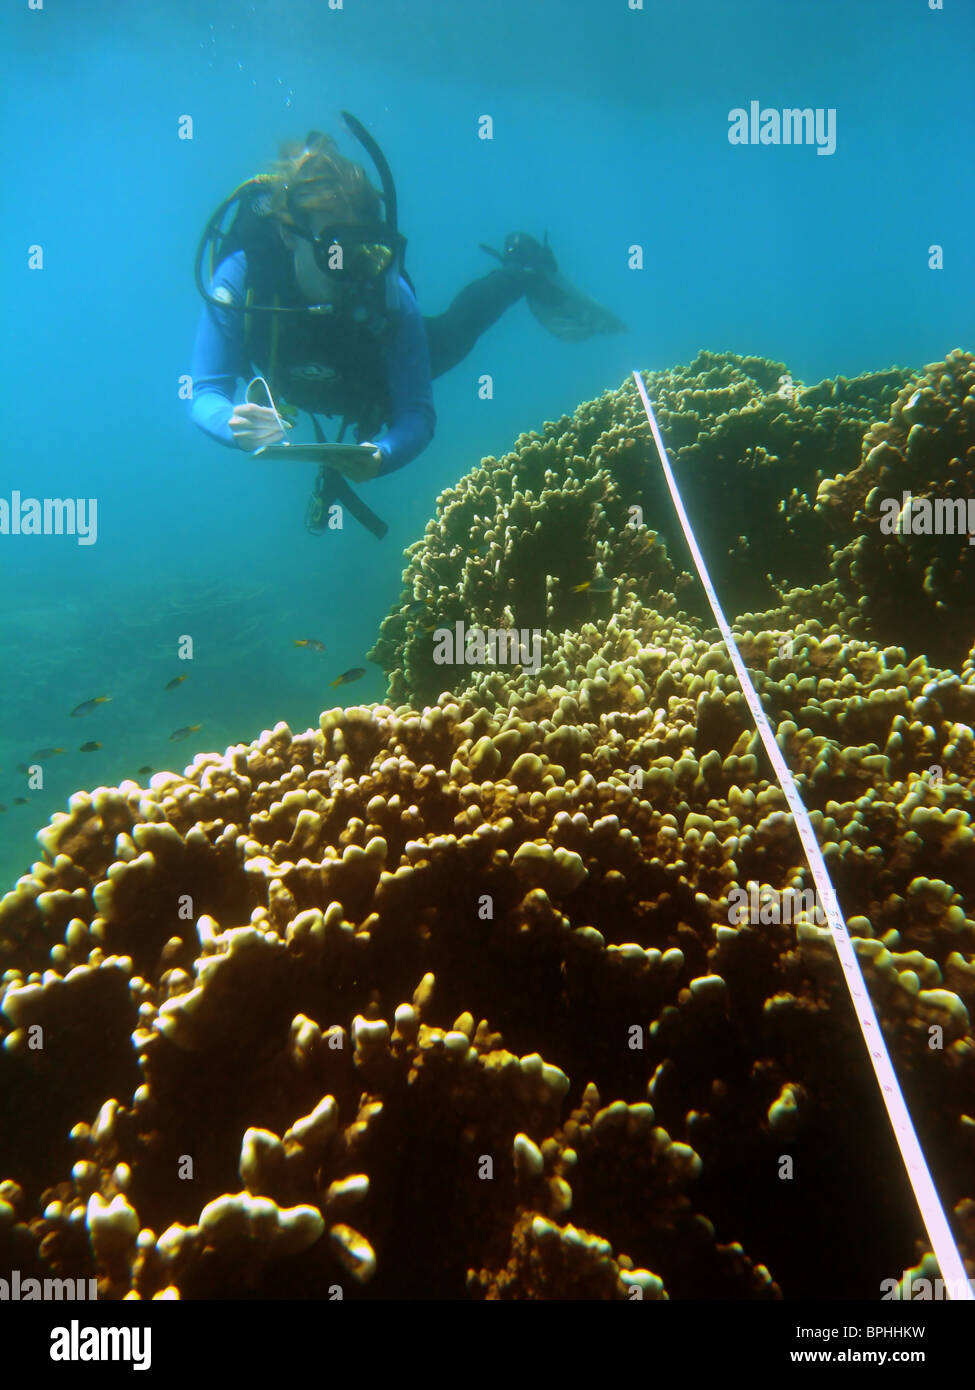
269 129 381 226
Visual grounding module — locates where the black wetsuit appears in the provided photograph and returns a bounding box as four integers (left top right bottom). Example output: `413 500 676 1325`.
423 269 525 377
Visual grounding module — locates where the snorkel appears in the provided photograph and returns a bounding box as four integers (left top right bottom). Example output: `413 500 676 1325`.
339 110 403 272
194 112 404 315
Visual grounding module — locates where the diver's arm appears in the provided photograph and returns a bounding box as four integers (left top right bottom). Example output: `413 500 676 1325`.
370 278 436 475
189 251 247 447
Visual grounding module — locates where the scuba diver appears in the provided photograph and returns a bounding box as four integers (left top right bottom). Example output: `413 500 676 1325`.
190 112 626 538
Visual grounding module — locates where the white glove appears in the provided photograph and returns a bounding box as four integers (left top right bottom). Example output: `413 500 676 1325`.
228 403 293 452
332 443 382 482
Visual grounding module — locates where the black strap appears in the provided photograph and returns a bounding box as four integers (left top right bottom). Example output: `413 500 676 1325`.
308 415 388 540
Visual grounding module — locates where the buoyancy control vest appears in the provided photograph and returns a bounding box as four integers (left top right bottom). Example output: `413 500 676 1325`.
240 259 398 441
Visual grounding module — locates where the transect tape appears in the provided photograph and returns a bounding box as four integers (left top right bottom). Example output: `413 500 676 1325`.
632 369 972 1299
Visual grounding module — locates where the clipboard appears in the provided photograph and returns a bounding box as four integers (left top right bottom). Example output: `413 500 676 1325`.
244 377 377 467
257 442 379 465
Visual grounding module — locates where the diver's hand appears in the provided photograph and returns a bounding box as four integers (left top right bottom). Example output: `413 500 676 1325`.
330 445 382 482
229 402 293 452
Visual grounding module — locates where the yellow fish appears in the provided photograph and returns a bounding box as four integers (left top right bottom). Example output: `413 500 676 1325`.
71 696 112 717
329 667 366 689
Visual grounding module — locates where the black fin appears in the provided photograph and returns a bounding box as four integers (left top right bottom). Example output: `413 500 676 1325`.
525 271 628 342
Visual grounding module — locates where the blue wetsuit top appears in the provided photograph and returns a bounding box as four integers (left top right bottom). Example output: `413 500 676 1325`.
190 250 436 476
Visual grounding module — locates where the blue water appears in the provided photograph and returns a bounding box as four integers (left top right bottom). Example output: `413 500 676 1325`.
1 0 972 889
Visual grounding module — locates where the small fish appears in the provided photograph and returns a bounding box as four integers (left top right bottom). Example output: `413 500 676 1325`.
572 576 615 594
71 696 112 717
468 543 490 558
79 741 102 753
404 600 429 619
169 724 202 741
13 796 28 805
290 363 336 382
164 675 189 691
31 747 66 759
138 766 154 776
294 639 326 653
0 804 6 813
329 667 366 689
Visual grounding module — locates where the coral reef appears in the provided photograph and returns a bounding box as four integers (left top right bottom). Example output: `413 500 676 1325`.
369 350 919 705
370 351 975 706
2 593 974 1298
3 350 974 1299
817 350 975 663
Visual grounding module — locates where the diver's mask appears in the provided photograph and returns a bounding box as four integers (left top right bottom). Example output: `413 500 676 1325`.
297 224 397 281
283 190 400 281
